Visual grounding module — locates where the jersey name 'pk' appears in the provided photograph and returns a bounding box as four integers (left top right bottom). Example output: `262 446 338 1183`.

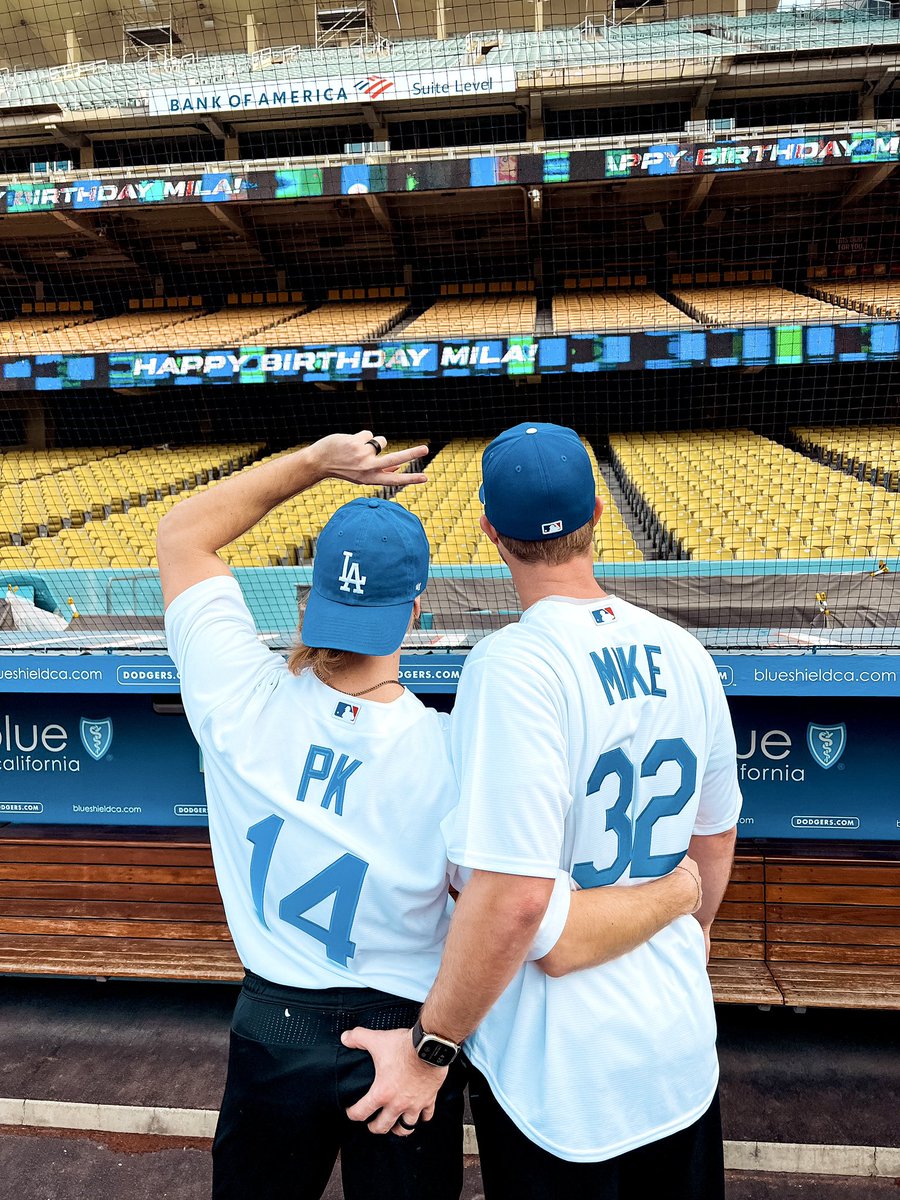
297 744 363 816
590 644 667 706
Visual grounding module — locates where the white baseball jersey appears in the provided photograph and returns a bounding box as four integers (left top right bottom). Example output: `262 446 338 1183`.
447 593 742 1162
166 576 569 1000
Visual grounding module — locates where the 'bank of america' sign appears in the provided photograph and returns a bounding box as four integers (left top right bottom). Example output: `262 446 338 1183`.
148 66 516 115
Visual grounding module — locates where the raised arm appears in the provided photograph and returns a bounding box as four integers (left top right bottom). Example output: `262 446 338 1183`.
537 859 702 977
156 432 427 607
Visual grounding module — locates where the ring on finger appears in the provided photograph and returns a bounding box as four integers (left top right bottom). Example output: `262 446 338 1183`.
365 437 384 455
396 1116 418 1131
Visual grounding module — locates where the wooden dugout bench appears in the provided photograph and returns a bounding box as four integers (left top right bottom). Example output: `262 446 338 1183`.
0 825 241 982
0 827 898 1009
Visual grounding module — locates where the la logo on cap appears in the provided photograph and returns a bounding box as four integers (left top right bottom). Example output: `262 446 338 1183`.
338 550 366 595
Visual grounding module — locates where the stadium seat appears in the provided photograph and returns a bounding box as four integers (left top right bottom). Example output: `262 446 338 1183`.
552 289 697 334
610 428 895 564
263 302 409 345
808 282 900 321
404 296 537 339
0 444 261 569
793 424 900 492
671 286 853 328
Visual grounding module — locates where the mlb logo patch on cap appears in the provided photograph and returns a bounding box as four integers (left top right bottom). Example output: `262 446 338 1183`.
542 520 563 536
334 701 360 724
592 605 617 625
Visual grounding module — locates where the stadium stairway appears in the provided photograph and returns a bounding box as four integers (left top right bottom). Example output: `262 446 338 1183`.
597 458 657 562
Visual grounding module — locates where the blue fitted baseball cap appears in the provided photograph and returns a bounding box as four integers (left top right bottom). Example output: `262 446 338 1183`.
480 422 596 541
301 498 429 656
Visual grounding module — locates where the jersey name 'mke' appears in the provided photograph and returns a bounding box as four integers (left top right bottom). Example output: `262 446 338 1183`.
591 644 668 706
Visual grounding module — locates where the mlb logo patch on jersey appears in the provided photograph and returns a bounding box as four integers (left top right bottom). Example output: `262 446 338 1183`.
333 701 360 724
542 519 563 536
592 605 617 625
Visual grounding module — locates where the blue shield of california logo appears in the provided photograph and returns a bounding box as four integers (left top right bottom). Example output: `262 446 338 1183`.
807 723 846 770
80 717 113 762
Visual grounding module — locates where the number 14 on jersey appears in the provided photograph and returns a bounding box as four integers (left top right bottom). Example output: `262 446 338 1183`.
246 814 369 967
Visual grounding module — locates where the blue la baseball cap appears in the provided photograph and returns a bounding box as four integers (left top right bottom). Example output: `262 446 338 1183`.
301 498 429 656
480 422 596 541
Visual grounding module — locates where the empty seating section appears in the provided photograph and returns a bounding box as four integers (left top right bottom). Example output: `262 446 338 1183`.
222 450 379 566
611 430 900 561
0 303 412 354
403 297 536 339
794 425 900 492
0 309 308 354
0 27 747 117
1 312 205 355
809 282 900 321
0 447 130 543
711 13 900 53
394 440 489 565
0 448 120 486
395 439 641 564
131 306 306 350
553 289 697 333
0 316 96 354
0 445 260 570
0 287 870 354
6 429 896 574
672 286 853 327
0 445 383 571
262 303 408 346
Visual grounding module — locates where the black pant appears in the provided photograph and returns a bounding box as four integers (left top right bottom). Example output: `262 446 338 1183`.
468 1066 725 1200
212 972 465 1200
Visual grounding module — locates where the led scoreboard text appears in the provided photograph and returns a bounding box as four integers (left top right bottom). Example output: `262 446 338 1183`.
4 132 899 214
1 323 898 389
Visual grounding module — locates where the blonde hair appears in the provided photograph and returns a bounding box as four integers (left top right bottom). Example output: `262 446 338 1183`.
497 517 594 566
287 643 362 679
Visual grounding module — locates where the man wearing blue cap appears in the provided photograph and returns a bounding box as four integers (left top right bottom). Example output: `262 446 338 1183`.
347 423 741 1199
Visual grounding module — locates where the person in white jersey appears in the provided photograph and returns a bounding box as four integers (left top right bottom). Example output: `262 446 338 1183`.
159 431 478 1200
344 423 741 1200
157 429 708 1199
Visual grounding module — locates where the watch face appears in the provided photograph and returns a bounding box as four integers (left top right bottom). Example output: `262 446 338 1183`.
418 1037 458 1067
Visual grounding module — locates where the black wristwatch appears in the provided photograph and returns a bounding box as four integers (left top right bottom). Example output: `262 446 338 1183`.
411 1018 462 1067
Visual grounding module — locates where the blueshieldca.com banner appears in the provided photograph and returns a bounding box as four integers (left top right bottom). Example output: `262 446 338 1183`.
0 652 897 696
0 695 206 825
0 657 896 835
729 697 899 842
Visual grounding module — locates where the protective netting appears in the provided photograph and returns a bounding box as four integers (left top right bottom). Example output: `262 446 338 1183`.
0 0 897 653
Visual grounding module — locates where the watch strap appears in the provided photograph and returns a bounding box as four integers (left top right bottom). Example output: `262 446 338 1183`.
411 1017 462 1064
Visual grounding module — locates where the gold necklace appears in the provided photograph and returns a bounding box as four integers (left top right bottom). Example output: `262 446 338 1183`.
346 679 403 697
314 668 402 698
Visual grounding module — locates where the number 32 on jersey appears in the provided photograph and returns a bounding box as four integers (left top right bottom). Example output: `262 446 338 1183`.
574 737 697 888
